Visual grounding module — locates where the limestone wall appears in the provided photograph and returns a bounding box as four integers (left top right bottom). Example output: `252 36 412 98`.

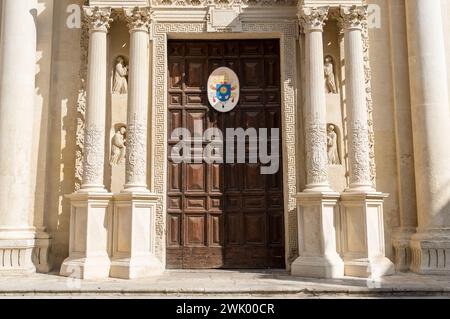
39 0 85 268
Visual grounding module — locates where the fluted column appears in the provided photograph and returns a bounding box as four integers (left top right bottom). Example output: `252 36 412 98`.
339 6 393 278
291 7 344 279
0 0 38 273
60 7 113 280
124 7 151 192
81 7 112 192
406 0 450 275
340 6 374 192
110 7 162 279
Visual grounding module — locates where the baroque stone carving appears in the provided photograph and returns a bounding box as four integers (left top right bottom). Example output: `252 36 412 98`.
112 56 128 95
83 124 105 186
324 55 338 94
362 18 377 187
83 6 113 32
126 119 147 186
110 125 127 166
299 6 328 32
340 5 368 30
151 0 297 6
306 122 328 186
350 120 372 186
124 7 152 32
327 124 340 165
75 19 89 191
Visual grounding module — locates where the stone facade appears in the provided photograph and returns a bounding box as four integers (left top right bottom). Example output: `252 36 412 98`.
0 0 449 279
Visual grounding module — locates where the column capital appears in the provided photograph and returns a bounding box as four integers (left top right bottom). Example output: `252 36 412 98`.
340 5 368 31
299 6 329 32
124 7 152 33
83 6 113 33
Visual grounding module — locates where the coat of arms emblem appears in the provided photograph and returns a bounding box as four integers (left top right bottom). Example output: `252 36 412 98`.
207 67 240 113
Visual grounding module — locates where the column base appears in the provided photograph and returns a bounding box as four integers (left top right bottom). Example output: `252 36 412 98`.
110 192 163 279
392 227 416 272
60 191 113 280
0 227 36 274
291 192 344 279
340 192 394 278
60 254 111 280
291 255 344 279
344 256 395 278
110 255 164 279
33 229 52 273
410 230 450 275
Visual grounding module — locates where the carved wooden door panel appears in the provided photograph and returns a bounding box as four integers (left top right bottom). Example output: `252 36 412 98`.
167 40 285 269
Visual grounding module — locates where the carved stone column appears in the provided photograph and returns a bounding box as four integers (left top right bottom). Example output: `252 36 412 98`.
406 0 450 275
0 0 39 273
110 7 163 279
339 6 394 278
60 7 113 279
291 7 344 279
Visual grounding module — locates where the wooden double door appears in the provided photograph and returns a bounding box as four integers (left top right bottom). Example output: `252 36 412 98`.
167 40 285 269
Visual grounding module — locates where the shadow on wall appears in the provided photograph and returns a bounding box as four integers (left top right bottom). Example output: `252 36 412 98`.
40 0 86 271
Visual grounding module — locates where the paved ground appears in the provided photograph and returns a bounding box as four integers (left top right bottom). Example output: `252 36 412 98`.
0 270 449 298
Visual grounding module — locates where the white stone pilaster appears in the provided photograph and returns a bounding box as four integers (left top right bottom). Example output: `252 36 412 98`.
60 7 113 279
406 0 450 275
110 7 163 279
0 0 38 273
339 6 394 278
291 7 344 279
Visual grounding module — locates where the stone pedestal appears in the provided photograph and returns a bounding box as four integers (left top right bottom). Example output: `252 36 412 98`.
292 192 344 278
340 192 394 278
392 227 416 272
110 192 163 279
410 231 450 275
60 193 113 279
0 228 36 273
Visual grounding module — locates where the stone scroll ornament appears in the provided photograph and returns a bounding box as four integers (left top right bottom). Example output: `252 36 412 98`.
207 67 240 113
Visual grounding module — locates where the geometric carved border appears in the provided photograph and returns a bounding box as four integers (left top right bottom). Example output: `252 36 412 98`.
151 21 299 266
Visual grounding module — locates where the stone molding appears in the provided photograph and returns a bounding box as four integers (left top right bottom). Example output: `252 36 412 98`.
151 0 297 6
150 20 298 264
